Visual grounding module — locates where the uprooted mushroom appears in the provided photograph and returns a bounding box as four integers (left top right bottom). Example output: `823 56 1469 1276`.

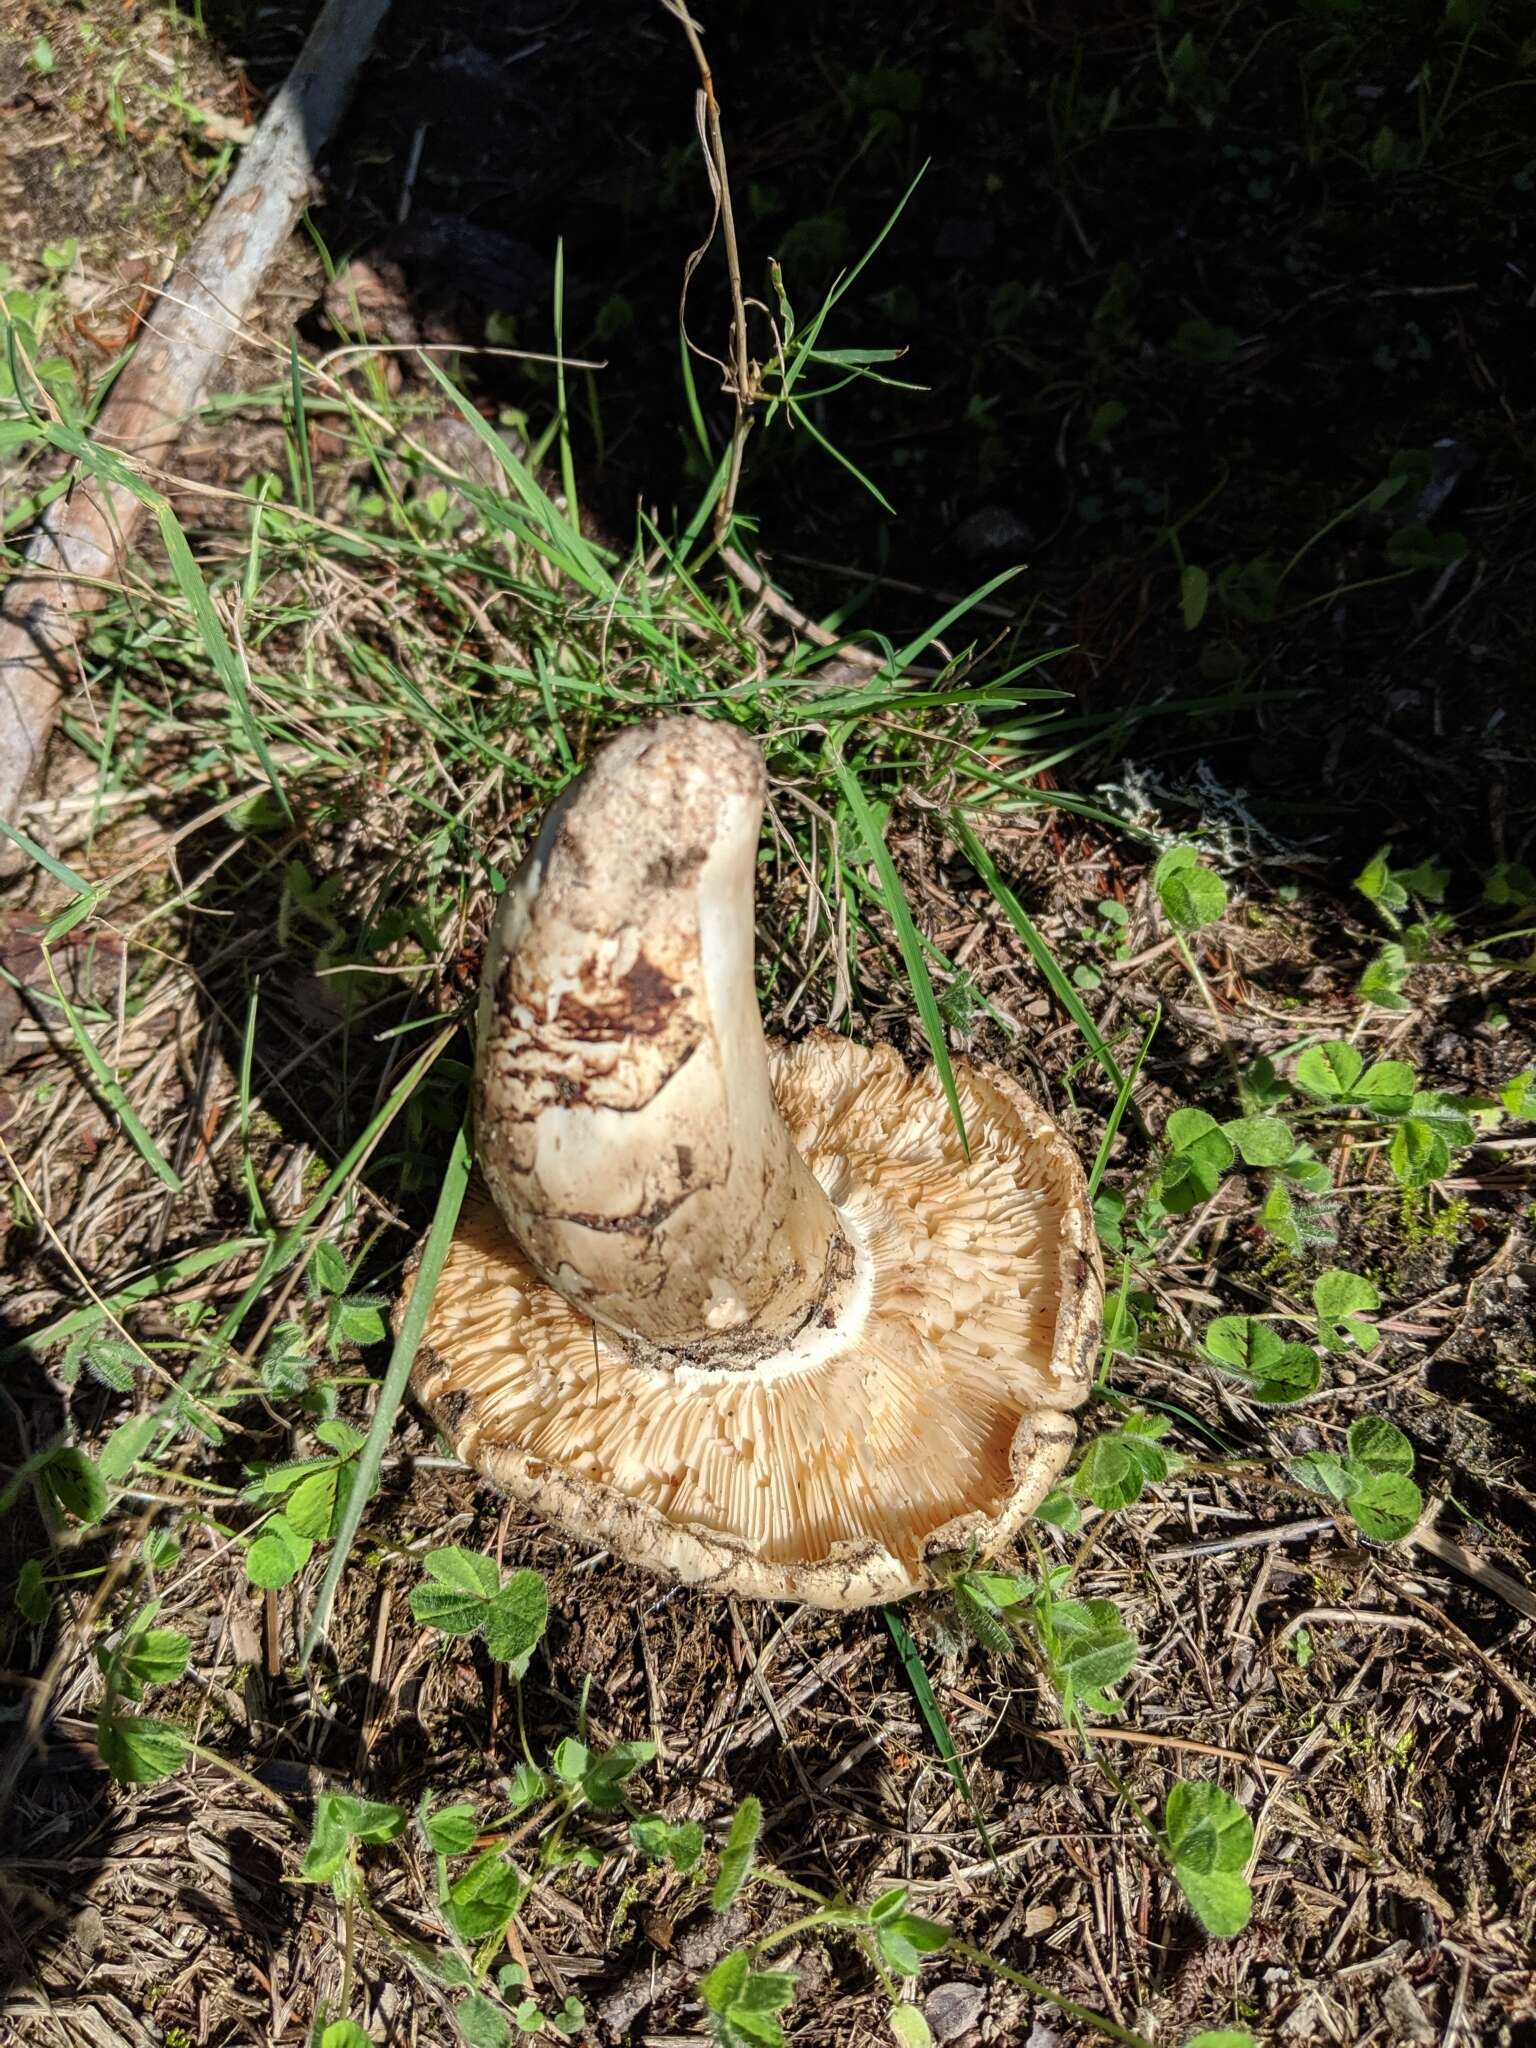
405 717 1102 1608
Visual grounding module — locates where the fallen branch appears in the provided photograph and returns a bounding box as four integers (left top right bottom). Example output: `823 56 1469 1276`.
0 0 393 825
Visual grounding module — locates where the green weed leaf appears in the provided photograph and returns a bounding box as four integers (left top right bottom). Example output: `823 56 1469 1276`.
1404 1091 1475 1145
246 1512 314 1589
1101 1283 1141 1357
96 1708 187 1786
890 2005 934 2048
711 1796 763 1912
1201 1319 1321 1404
284 1465 341 1541
310 1239 350 1295
321 2024 375 2048
455 1994 510 2048
631 1816 705 1872
1034 1488 1081 1532
100 1414 160 1485
874 1909 949 1974
1355 848 1406 913
16 1558 51 1625
260 1323 312 1397
1347 1472 1422 1543
582 1739 657 1811
446 1849 525 1942
1289 1450 1356 1502
39 1445 107 1526
1238 1055 1289 1112
482 1569 549 1678
1073 1412 1174 1511
551 1737 589 1786
1294 1042 1362 1100
1221 1115 1294 1167
1389 1117 1449 1186
421 1800 480 1856
506 1762 548 1812
1154 845 1228 931
701 1952 749 2013
1347 1417 1414 1473
952 1576 1017 1656
1155 1107 1235 1212
410 1547 501 1634
700 1949 796 2048
1386 527 1466 572
104 1625 189 1702
1045 1597 1138 1717
1356 1060 1416 1115
1312 1269 1380 1352
301 1792 407 1885
1165 1780 1253 1937
1093 1187 1127 1250
1360 945 1411 1009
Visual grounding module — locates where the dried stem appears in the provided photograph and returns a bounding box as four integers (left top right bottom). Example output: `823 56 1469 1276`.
661 0 754 545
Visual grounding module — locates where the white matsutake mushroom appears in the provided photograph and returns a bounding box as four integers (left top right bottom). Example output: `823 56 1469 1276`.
405 717 1101 1608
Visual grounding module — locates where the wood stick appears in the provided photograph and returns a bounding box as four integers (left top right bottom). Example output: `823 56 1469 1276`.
0 0 392 824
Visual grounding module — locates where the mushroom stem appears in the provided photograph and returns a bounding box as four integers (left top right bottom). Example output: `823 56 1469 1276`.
475 718 846 1358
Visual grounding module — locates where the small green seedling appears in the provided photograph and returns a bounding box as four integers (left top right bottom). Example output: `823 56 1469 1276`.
951 1563 1140 1723
320 2023 375 2048
1163 1780 1254 1937
1154 844 1228 931
1201 1317 1322 1405
92 1598 194 1788
243 1418 367 1589
710 1796 763 1911
1311 1268 1380 1352
300 1791 409 1891
1291 1417 1423 1543
409 1547 549 1676
1355 847 1449 925
1072 1412 1178 1510
700 1951 798 2048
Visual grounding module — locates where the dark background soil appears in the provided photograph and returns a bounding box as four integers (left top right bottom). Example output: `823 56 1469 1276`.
285 0 1534 864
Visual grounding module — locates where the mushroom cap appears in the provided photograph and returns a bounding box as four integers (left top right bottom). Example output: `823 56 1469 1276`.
410 1034 1101 1610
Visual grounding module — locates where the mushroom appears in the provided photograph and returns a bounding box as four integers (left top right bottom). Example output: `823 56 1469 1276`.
407 718 1101 1609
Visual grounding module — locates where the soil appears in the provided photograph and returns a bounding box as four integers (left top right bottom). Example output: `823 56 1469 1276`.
2 3 1535 2047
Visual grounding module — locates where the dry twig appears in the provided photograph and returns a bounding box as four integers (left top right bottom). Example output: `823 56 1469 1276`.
0 0 392 821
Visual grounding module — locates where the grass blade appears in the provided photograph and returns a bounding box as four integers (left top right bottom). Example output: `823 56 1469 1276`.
1 1239 261 1362
46 955 183 1192
212 1026 456 1348
829 738 968 1156
553 238 581 539
0 817 95 898
418 353 610 596
788 402 896 515
950 810 1125 1099
1087 1008 1159 1199
884 1603 995 1858
288 334 314 515
885 565 1024 677
151 500 294 825
300 1116 473 1664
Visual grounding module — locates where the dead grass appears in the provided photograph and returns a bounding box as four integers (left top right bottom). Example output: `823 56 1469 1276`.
3 4 1536 2047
